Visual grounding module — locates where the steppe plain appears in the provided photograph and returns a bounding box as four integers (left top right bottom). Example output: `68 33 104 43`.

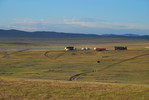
0 37 149 100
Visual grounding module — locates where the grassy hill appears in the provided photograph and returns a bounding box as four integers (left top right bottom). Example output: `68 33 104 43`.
0 78 149 100
0 37 149 100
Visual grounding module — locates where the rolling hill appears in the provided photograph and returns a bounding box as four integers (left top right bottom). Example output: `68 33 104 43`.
0 29 98 38
0 29 149 39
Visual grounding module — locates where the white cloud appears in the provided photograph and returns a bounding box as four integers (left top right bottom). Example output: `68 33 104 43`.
0 17 149 34
63 18 149 30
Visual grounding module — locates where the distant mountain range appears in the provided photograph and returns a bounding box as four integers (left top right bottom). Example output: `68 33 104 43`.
0 29 149 39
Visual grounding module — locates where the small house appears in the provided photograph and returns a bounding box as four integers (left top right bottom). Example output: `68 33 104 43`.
114 46 127 50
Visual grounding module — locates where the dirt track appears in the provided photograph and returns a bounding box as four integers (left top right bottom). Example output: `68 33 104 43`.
2 49 30 58
2 51 10 58
69 71 96 81
69 53 149 81
44 51 65 59
100 53 149 71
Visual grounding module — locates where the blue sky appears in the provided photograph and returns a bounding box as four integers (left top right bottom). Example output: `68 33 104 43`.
0 0 149 35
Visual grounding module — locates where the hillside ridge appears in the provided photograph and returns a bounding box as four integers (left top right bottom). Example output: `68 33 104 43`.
0 29 149 39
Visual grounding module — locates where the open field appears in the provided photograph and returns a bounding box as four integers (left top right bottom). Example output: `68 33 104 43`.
0 37 149 100
0 78 149 100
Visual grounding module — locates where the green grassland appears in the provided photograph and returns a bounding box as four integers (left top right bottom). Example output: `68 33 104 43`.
0 37 149 100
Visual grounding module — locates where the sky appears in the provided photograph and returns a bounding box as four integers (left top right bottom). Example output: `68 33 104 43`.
0 0 149 35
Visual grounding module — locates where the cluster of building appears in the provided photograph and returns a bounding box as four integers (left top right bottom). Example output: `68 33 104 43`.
65 46 127 51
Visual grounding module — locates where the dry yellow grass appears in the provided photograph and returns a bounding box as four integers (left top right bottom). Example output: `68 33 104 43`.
0 78 149 100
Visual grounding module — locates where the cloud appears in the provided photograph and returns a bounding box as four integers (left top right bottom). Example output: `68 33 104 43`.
64 18 149 30
0 17 149 35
